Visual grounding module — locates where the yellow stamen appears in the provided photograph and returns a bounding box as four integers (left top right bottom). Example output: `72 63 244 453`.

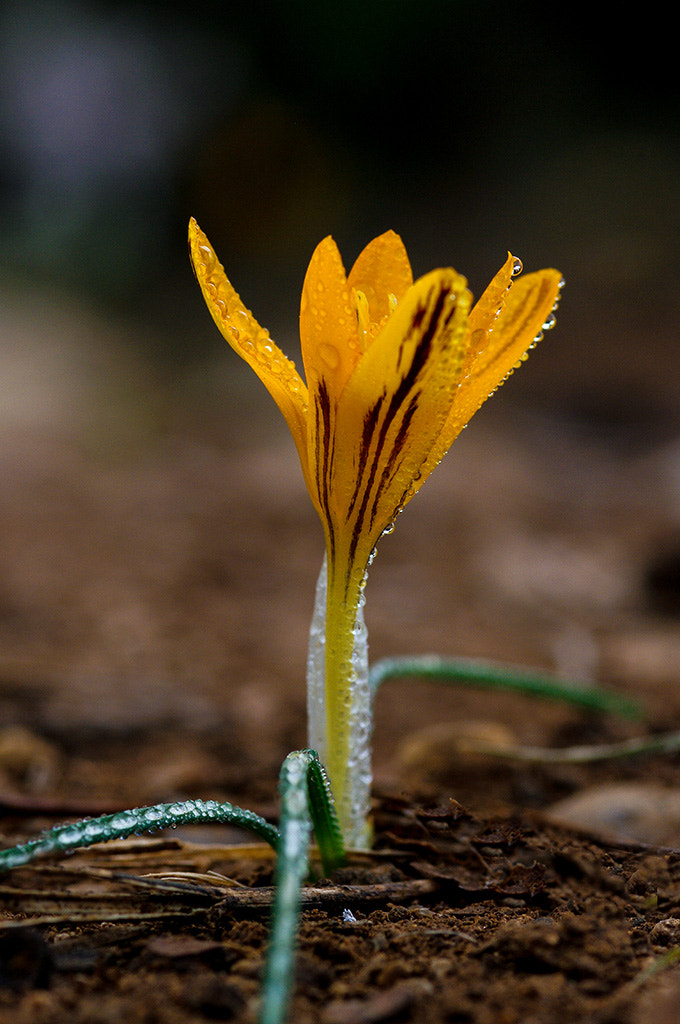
353 289 370 350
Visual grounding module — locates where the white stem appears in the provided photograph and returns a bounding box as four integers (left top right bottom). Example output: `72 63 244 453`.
306 554 373 848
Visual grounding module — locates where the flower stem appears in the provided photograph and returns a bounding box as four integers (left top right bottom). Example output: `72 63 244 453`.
307 555 372 848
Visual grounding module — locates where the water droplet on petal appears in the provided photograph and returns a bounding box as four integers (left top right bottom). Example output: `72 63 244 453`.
511 256 523 277
198 244 215 272
542 313 557 331
319 343 340 369
469 328 488 358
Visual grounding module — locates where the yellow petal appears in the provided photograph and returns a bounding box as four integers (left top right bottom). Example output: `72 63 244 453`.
452 266 563 437
323 268 472 575
299 236 361 407
467 251 516 335
188 219 310 478
417 263 563 482
347 230 414 325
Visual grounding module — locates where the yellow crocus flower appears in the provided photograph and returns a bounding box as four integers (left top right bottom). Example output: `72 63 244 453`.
189 219 562 843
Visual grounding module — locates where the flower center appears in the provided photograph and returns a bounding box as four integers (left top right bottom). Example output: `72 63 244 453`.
353 290 399 351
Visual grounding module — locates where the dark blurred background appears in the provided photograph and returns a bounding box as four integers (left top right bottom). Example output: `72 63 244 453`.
0 0 678 443
1 0 680 804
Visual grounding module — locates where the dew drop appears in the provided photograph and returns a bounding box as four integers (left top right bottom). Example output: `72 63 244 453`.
57 826 83 846
319 343 340 369
469 328 488 357
542 312 557 331
111 811 138 830
82 822 103 841
511 256 523 277
198 244 215 271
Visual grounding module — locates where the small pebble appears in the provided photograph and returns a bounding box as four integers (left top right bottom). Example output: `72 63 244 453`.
396 720 516 786
546 783 680 845
649 918 680 946
0 726 59 792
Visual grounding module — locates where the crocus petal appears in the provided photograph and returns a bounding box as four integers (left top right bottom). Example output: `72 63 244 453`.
467 251 516 336
451 266 564 439
347 230 414 325
189 219 310 480
299 236 361 408
418 263 563 482
326 268 472 576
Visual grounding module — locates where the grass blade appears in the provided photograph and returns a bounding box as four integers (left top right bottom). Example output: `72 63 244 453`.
0 799 279 872
369 654 642 720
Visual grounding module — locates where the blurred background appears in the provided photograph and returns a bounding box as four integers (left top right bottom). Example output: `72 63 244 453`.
1 0 678 437
0 0 679 759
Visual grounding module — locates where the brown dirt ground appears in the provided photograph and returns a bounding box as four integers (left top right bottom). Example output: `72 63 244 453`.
1 293 680 1022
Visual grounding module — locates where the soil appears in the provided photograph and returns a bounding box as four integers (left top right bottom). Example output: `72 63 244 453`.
1 294 680 1022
